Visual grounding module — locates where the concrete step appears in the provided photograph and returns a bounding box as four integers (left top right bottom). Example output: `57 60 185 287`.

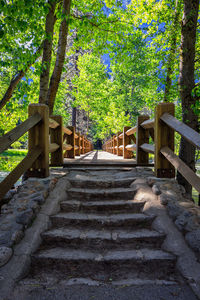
67 187 136 200
68 177 136 188
41 227 165 250
60 199 145 213
50 212 155 229
31 247 176 280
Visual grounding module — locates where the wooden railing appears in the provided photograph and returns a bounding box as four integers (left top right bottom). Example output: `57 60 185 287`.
103 102 200 195
0 104 93 203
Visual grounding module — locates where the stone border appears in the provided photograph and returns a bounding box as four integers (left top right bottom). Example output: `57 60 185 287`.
131 176 200 299
0 171 71 298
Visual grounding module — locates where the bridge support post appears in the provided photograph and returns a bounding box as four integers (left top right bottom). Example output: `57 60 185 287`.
65 126 75 158
28 104 49 177
136 115 149 164
50 115 63 166
123 127 134 159
117 132 123 156
155 103 175 178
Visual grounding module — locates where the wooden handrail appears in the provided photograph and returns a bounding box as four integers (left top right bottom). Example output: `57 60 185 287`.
0 113 42 154
49 118 60 129
140 143 155 154
160 113 200 150
119 133 124 139
126 126 137 136
49 143 60 153
160 146 200 193
140 119 154 129
0 146 42 203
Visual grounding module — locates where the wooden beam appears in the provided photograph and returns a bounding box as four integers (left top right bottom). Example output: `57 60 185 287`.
64 126 75 158
126 126 137 136
160 112 200 150
136 115 149 164
63 144 72 151
123 126 134 159
50 115 63 166
0 113 42 154
125 144 137 151
140 119 154 129
119 133 124 139
49 143 60 153
155 103 175 178
161 146 200 194
63 127 72 135
27 104 49 178
140 143 155 154
49 118 60 129
0 146 42 203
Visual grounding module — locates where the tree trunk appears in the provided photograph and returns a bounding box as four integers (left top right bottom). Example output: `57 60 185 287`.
177 0 199 195
0 44 43 111
47 0 71 115
72 107 76 128
164 0 181 102
39 0 57 105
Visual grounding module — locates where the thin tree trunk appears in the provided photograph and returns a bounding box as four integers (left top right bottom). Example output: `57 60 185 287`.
177 0 199 195
72 107 76 128
39 0 57 104
164 0 181 102
47 0 71 115
0 44 43 111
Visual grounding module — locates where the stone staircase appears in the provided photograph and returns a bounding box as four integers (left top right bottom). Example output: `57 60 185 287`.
30 168 178 285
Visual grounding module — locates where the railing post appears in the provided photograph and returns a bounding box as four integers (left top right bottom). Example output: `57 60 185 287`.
117 132 123 156
155 103 175 178
50 115 63 166
113 135 117 155
123 126 134 159
28 104 49 177
75 133 80 156
136 115 149 164
65 126 75 158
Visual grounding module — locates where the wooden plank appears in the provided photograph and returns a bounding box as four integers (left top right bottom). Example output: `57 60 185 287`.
50 115 63 166
74 133 78 139
155 103 175 178
0 146 42 203
49 118 60 129
123 126 134 159
126 126 137 136
63 144 72 151
119 145 123 149
117 132 123 156
0 113 42 154
74 145 79 150
160 113 200 150
140 143 155 154
49 143 60 153
161 146 200 194
119 133 124 139
140 119 154 129
27 104 49 178
125 144 137 151
63 127 72 135
136 115 149 164
64 126 75 158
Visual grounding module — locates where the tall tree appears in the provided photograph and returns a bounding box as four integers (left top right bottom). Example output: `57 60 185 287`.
177 0 199 195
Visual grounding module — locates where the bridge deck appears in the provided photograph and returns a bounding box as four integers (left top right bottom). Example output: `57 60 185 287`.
63 150 153 167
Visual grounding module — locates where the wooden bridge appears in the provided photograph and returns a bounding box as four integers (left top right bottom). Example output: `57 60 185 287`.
0 102 200 204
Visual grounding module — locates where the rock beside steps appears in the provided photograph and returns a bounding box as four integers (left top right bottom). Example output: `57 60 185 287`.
30 170 178 284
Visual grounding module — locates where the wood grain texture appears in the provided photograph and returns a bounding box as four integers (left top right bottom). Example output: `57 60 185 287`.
50 115 63 166
140 119 155 129
160 112 200 150
140 143 155 154
155 103 175 178
161 146 200 193
49 118 60 129
63 127 72 135
49 143 60 153
126 126 137 136
125 144 137 151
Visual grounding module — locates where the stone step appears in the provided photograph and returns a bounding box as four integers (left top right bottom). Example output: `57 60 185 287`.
68 177 136 188
67 187 136 200
31 247 176 280
41 227 165 250
50 212 155 229
60 199 145 213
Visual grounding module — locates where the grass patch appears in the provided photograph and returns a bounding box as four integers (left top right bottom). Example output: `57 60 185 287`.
1 149 28 157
